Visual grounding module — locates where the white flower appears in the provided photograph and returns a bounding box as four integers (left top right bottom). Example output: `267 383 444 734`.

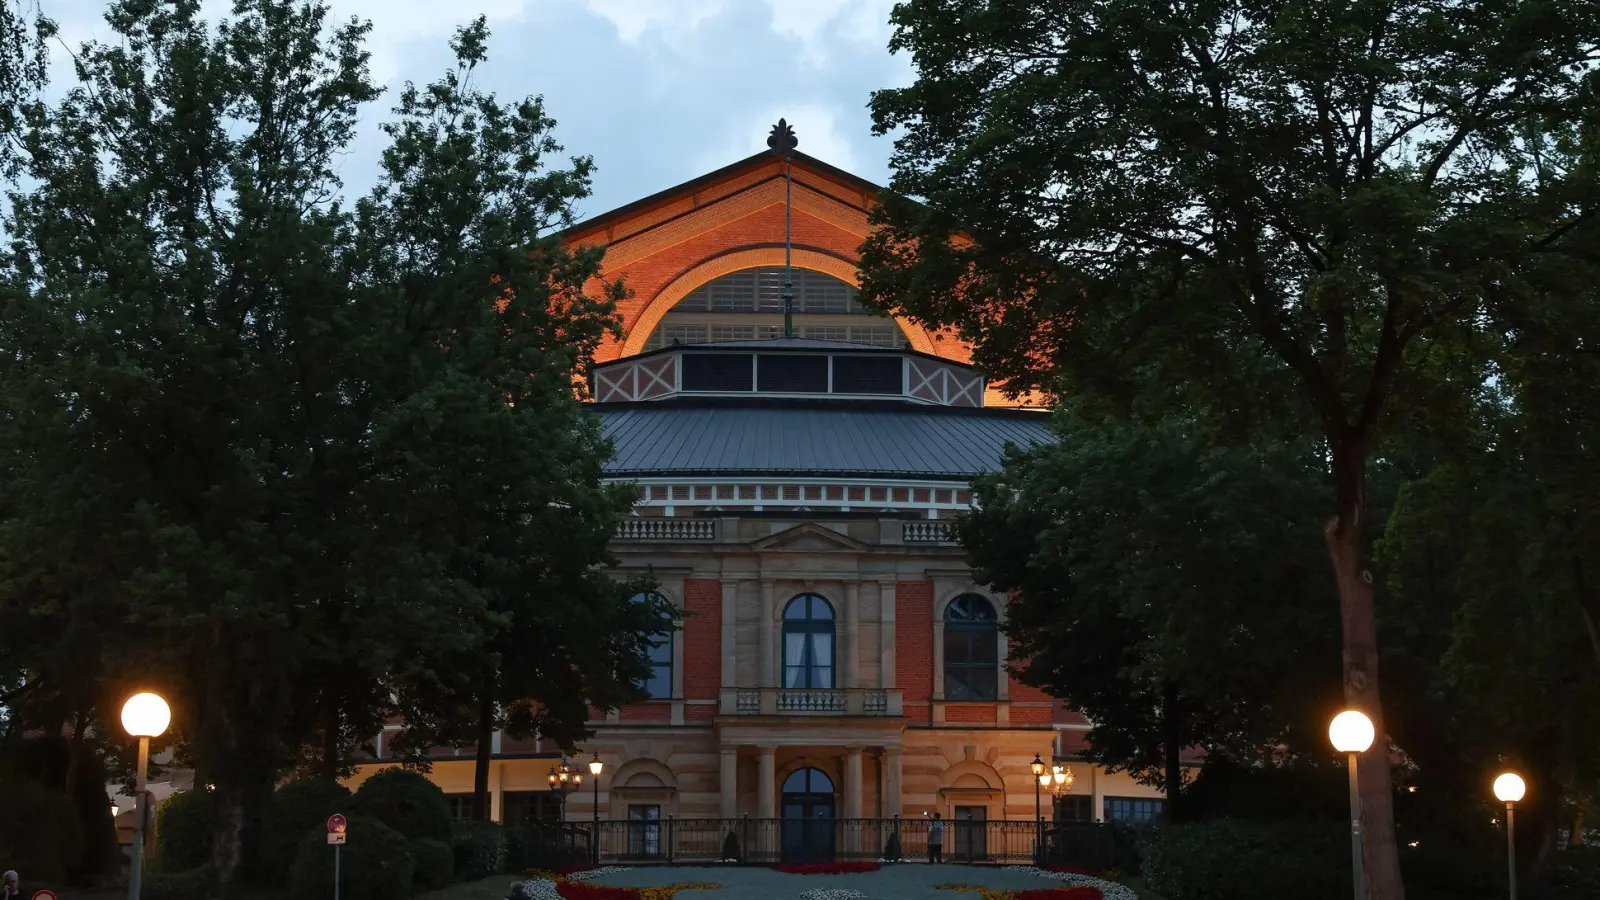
797 890 868 900
509 878 562 900
564 866 632 883
1002 865 1141 900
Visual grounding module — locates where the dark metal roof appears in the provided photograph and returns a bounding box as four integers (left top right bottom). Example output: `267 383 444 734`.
596 398 1055 480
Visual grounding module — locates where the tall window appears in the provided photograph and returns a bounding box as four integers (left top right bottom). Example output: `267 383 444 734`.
782 594 836 689
634 592 673 699
944 594 999 701
1103 797 1164 824
627 805 662 857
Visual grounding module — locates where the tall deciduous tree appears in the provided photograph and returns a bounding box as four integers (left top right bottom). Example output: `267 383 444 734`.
963 409 1339 811
0 1 649 881
862 3 1600 895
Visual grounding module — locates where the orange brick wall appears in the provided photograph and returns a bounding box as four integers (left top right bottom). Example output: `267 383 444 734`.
896 580 935 721
683 578 722 701
618 703 671 722
944 703 996 723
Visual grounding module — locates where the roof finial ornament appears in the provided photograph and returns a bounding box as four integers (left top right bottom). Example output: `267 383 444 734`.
769 119 799 338
767 118 798 154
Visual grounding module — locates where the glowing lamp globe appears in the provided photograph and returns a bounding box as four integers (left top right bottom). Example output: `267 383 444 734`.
121 692 171 738
1493 773 1526 804
589 755 604 776
1031 753 1046 777
1328 710 1375 754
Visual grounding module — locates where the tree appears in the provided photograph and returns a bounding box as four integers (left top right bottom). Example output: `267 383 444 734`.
0 1 649 882
862 3 1600 895
963 408 1339 811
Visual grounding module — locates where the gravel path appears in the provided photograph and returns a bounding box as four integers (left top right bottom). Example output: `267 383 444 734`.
582 864 1137 899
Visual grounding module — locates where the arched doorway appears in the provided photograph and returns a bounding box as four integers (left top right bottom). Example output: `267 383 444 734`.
780 766 836 863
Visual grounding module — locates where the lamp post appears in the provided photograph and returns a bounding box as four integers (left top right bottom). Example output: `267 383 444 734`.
588 754 604 866
1030 753 1046 864
121 692 171 900
1329 710 1376 900
1493 773 1526 900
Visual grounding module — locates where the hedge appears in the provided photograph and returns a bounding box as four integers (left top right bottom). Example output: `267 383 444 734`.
410 837 454 889
153 790 215 874
1140 819 1347 900
261 777 352 882
351 768 452 842
451 819 508 880
141 866 216 900
0 780 85 882
290 817 414 900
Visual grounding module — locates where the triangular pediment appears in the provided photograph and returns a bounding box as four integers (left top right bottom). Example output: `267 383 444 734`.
749 522 871 553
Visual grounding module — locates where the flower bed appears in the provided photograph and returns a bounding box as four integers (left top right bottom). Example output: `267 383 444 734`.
797 890 869 900
1016 889 1105 900
1003 866 1139 900
508 867 715 900
775 861 882 875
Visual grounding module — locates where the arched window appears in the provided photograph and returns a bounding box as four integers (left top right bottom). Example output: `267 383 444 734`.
641 267 911 350
782 594 835 689
781 766 835 796
633 592 673 699
944 594 999 701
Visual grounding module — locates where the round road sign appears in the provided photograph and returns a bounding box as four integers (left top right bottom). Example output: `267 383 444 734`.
327 813 347 834
33 891 58 900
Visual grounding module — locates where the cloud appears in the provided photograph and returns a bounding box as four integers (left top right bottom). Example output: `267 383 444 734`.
693 102 863 175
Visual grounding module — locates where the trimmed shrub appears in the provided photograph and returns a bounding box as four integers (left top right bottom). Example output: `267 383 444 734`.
261 777 352 883
290 817 414 900
141 866 217 900
720 830 740 861
1141 819 1346 900
409 837 454 889
154 790 215 874
451 819 508 880
351 768 452 842
1535 845 1600 900
882 831 902 862
0 779 85 882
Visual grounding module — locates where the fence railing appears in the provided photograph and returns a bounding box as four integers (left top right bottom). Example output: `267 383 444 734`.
507 816 1139 870
615 518 717 541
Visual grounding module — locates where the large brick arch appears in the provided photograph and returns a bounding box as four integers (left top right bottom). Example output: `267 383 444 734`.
619 246 937 357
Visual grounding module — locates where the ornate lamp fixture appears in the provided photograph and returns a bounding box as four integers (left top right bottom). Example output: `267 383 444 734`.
547 757 584 793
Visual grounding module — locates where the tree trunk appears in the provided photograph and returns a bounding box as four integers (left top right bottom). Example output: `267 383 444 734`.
1325 445 1406 900
64 708 86 797
1162 682 1183 823
322 697 341 777
1572 797 1587 846
472 674 495 821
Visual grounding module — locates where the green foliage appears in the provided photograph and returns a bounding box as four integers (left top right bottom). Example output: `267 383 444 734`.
0 779 84 882
261 777 352 882
1534 846 1600 900
290 818 414 900
154 790 216 874
963 412 1337 791
1140 820 1346 900
408 837 454 889
720 830 740 862
451 819 508 880
141 867 217 900
352 769 452 842
0 1 652 883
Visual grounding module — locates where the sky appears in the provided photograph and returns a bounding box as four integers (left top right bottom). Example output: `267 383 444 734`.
38 0 915 222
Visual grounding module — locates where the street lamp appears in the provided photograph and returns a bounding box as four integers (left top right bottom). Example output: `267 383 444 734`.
1329 710 1376 900
1494 772 1526 900
548 757 583 815
122 692 171 900
588 754 604 866
1030 753 1047 864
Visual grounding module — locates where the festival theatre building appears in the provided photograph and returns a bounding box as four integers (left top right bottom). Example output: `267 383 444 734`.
348 132 1165 855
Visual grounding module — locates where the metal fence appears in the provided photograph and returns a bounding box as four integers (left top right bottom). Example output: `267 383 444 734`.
509 817 1138 870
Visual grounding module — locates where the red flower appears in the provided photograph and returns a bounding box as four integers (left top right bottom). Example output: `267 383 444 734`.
555 883 638 900
772 861 883 875
556 865 600 876
1016 888 1104 900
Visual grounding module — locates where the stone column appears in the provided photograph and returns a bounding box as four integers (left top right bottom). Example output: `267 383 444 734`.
844 747 864 819
721 582 739 688
879 582 896 688
884 747 903 817
719 748 739 818
757 747 776 818
759 580 777 688
843 582 860 689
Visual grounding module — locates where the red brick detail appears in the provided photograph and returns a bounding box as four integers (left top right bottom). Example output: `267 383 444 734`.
619 703 672 722
944 703 996 724
685 705 715 722
1053 701 1091 726
683 578 722 701
895 581 935 703
904 702 930 720
1008 674 1051 704
1010 705 1053 725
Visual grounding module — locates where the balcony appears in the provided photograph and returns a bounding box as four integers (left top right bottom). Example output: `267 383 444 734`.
902 521 956 543
615 518 717 541
719 687 903 716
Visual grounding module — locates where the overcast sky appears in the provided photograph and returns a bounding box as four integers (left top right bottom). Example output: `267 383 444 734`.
40 0 913 222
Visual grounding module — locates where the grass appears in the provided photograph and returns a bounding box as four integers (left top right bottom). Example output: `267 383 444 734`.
418 874 517 900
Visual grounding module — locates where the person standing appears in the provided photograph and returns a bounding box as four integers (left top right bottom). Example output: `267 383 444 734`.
927 812 944 864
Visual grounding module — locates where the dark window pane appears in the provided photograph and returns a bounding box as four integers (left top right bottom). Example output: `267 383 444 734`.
945 629 971 664
758 355 828 392
681 353 753 391
832 355 903 394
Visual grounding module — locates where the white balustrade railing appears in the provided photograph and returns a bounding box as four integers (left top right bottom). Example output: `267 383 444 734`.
902 521 956 543
615 518 717 541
